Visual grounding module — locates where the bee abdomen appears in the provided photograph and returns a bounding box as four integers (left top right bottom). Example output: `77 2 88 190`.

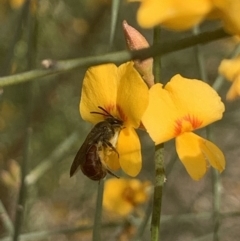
81 145 107 181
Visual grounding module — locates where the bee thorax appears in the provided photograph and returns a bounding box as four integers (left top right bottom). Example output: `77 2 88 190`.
109 130 120 147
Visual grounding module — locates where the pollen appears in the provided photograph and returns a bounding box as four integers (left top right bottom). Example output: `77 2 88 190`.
174 114 202 136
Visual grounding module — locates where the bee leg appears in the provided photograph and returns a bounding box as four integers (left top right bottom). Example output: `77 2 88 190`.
107 169 119 178
103 140 119 157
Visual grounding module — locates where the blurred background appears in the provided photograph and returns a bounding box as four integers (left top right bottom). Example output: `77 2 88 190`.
0 0 240 240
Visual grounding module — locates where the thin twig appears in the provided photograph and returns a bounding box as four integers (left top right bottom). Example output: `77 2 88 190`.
151 144 165 241
25 131 79 186
12 127 32 241
1 210 239 241
12 2 37 240
0 222 119 241
153 27 161 83
0 27 229 88
150 27 165 241
131 197 153 241
92 180 104 241
0 1 30 76
193 26 208 80
212 168 221 241
109 0 121 48
0 200 14 235
91 5 121 240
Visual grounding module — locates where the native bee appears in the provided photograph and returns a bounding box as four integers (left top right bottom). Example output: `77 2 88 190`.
70 106 123 181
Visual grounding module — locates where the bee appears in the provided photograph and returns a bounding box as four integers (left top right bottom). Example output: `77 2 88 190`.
70 106 123 181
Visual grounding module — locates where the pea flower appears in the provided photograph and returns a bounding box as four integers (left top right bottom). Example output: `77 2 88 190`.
218 55 240 101
80 62 149 177
129 0 212 30
130 0 240 35
142 74 225 180
103 178 151 216
211 0 240 35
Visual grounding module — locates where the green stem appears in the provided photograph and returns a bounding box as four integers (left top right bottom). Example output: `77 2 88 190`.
1 210 240 241
0 27 229 88
151 144 165 241
13 127 32 241
109 0 120 48
150 27 165 241
206 128 221 241
193 26 208 81
12 3 37 240
92 180 104 241
0 221 119 241
153 28 161 83
212 169 221 241
1 0 29 76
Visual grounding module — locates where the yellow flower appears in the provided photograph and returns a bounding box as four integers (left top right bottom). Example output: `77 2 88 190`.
218 55 240 100
130 0 213 30
142 74 225 180
103 178 151 216
80 62 149 177
211 0 240 35
130 0 240 34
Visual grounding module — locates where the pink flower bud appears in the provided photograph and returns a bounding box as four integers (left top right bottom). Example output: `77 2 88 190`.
123 20 154 87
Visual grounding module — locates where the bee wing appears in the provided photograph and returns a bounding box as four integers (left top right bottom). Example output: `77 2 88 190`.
70 127 103 177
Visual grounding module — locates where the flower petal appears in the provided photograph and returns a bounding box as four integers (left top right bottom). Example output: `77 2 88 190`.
103 178 133 216
218 56 240 81
226 76 240 101
142 74 225 144
142 83 178 144
117 62 149 128
199 137 225 172
136 0 212 30
176 132 225 180
104 150 121 171
117 127 142 177
218 56 240 100
212 0 240 34
80 64 118 124
103 178 150 216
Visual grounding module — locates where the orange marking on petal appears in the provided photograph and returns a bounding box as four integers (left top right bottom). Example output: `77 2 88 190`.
116 104 128 122
122 187 135 205
174 114 203 136
104 104 115 114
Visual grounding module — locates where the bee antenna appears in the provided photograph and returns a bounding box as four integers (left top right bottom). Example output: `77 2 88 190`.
97 106 113 116
90 106 114 118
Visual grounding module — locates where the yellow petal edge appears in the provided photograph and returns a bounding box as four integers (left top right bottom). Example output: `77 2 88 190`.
176 132 225 180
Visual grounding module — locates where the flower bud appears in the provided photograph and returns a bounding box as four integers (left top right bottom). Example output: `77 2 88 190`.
123 20 154 87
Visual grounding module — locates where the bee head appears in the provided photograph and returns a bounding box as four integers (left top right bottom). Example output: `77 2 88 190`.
90 106 124 129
